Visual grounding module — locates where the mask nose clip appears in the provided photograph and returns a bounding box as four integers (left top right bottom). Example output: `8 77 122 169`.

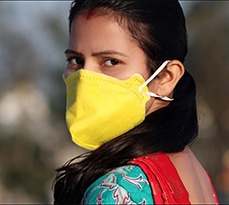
138 60 174 102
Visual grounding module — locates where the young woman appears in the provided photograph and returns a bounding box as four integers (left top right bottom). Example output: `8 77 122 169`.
53 0 219 204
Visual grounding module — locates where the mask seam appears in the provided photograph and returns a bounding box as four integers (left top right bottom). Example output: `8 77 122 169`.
66 74 148 120
67 74 149 103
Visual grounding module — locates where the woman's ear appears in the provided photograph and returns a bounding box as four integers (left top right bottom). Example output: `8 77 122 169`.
157 60 185 96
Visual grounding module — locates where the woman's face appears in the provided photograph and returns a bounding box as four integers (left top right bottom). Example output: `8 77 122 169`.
64 13 149 79
64 13 161 114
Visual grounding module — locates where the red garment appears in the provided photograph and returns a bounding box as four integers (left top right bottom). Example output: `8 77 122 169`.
129 152 219 204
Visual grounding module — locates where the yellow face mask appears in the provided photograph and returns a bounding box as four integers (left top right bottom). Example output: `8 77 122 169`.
64 60 172 150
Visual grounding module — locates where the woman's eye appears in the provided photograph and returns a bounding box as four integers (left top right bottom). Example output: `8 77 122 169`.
103 59 120 66
66 57 84 68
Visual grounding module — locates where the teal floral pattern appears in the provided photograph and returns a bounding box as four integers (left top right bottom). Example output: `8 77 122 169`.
82 165 154 204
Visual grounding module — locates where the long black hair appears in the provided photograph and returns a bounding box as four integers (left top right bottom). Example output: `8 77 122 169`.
53 0 198 204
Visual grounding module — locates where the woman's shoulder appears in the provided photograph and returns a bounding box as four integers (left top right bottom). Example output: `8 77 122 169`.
82 165 154 204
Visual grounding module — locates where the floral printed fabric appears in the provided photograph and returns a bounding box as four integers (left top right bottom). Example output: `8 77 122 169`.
82 165 154 204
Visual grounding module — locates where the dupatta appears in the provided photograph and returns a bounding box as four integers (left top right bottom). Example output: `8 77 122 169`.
129 152 219 204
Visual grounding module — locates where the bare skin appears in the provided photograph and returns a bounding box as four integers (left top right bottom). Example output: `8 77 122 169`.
168 148 217 204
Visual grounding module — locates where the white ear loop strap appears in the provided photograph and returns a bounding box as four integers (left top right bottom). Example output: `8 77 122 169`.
138 60 174 102
138 60 171 92
144 92 174 101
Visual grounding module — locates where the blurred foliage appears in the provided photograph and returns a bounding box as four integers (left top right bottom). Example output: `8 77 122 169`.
0 135 53 202
0 1 228 204
0 2 80 203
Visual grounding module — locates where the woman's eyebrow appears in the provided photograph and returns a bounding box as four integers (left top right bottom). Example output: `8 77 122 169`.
64 49 82 56
64 49 128 57
92 50 128 57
